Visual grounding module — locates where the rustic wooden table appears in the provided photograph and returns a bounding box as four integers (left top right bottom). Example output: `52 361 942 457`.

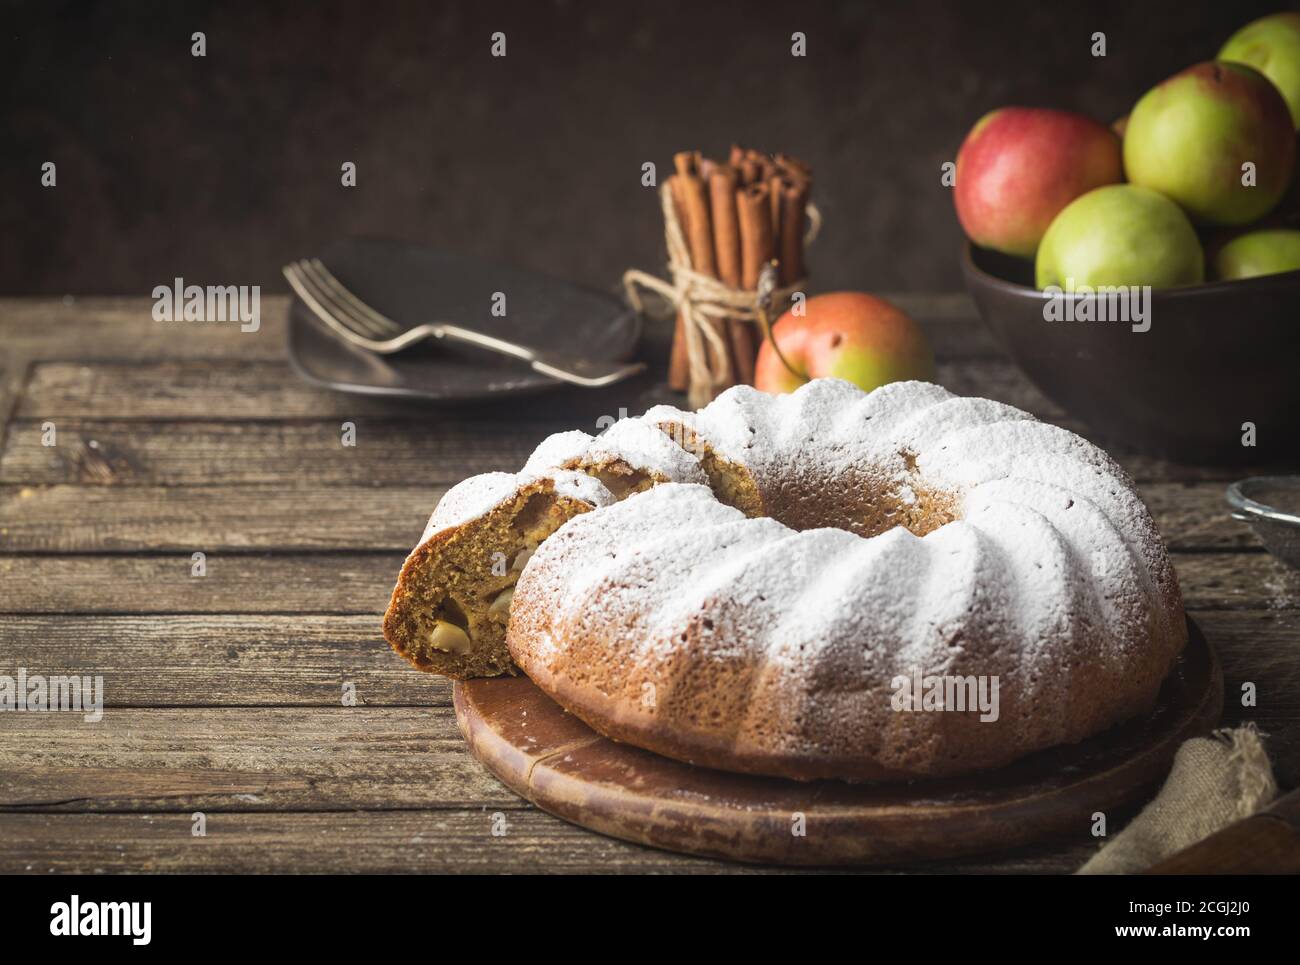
1 294 1297 874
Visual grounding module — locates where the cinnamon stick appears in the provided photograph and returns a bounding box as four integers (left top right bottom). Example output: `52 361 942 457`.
674 166 732 386
775 177 809 286
774 153 812 183
737 182 775 291
666 175 691 390
676 172 717 278
749 149 775 184
735 146 770 185
709 166 742 287
709 164 755 385
767 174 783 242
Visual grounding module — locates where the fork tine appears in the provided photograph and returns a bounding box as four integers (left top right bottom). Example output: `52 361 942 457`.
283 262 373 341
290 260 392 340
304 259 403 336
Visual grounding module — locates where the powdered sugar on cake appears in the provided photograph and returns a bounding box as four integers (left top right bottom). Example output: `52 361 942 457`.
505 377 1187 779
578 415 708 484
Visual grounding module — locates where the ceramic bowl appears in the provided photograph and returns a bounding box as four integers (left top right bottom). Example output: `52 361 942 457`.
961 242 1300 464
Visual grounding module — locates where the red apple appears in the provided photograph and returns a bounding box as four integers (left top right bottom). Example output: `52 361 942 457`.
954 107 1123 258
754 292 935 395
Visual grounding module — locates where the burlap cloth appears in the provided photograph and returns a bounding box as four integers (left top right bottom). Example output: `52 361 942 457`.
1077 725 1278 874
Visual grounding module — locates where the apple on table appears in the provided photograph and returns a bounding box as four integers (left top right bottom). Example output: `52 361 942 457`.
754 292 935 395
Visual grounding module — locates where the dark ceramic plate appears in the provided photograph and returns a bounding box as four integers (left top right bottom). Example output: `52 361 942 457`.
287 238 641 401
961 242 1300 465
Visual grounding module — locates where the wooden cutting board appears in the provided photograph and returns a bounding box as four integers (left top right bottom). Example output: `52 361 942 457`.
454 619 1221 866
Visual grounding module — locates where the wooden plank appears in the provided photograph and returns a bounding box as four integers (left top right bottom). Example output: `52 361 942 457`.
0 809 1094 873
939 359 1063 418
0 553 404 614
2 552 1293 615
0 293 996 359
0 484 439 551
16 358 1058 421
1195 610 1300 712
927 320 1002 357
7 417 1266 487
0 296 288 360
892 292 982 319
1109 454 1285 484
0 361 16 462
1173 552 1300 611
0 419 556 486
14 359 691 429
1137 483 1255 552
0 708 507 811
13 362 1278 487
0 415 1229 493
0 615 428 706
17 359 402 420
0 481 1256 552
1 607 1297 710
903 293 1002 358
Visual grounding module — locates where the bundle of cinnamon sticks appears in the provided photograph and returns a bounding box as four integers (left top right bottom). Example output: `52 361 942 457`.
666 146 812 395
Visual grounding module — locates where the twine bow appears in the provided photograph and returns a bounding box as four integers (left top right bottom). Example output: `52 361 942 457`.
623 183 821 409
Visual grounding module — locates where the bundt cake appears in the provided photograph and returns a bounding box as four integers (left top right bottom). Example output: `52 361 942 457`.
384 378 1187 782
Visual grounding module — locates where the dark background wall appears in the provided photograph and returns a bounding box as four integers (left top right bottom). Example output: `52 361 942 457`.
5 0 1291 295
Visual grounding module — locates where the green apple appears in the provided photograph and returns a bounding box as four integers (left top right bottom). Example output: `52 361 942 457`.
1124 62 1295 225
1035 185 1204 290
1219 12 1300 129
1213 228 1300 279
1280 132 1300 224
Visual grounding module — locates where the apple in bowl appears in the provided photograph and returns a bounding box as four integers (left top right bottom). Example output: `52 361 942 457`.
954 107 1123 258
1213 227 1300 279
1219 12 1300 129
754 292 935 395
1035 184 1205 290
1123 62 1295 225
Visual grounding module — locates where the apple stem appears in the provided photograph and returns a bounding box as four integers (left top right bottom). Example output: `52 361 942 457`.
755 260 805 381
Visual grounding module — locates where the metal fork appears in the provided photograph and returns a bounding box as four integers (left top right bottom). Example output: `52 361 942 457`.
282 258 645 388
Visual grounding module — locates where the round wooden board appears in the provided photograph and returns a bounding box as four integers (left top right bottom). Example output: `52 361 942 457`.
454 618 1222 866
